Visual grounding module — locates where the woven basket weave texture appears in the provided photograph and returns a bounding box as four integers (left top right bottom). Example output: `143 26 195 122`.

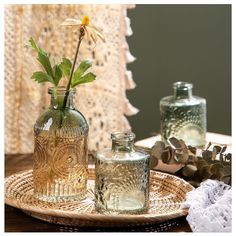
5 166 194 227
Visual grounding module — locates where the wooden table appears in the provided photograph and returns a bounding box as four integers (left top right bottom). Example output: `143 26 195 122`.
5 154 192 232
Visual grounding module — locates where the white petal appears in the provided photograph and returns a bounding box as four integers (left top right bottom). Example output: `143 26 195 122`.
61 18 82 26
87 25 105 42
90 32 98 44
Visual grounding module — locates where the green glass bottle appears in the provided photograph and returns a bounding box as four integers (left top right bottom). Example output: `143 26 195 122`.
33 87 89 202
160 82 207 147
95 132 150 214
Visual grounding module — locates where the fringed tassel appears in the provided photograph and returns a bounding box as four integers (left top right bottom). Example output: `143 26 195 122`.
125 70 136 90
125 17 133 36
126 50 136 63
122 4 139 117
124 97 139 116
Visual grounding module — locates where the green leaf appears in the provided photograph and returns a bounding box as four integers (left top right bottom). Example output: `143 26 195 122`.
72 60 92 82
188 145 196 155
78 60 92 74
182 164 197 177
178 140 189 163
225 153 232 162
71 72 96 88
196 159 207 170
29 37 54 78
220 145 227 154
161 150 171 164
199 165 212 179
151 141 165 159
202 150 212 161
220 176 231 185
29 37 38 52
59 58 72 79
29 37 47 56
38 47 48 56
168 137 182 149
53 65 62 86
150 156 159 169
31 71 54 84
28 37 64 86
37 52 54 78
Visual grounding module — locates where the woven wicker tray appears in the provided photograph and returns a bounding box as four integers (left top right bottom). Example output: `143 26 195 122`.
5 165 194 227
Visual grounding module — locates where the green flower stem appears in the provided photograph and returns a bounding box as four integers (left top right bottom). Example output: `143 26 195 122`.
62 28 85 110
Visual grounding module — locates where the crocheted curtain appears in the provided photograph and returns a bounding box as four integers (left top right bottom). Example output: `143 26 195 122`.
4 4 138 154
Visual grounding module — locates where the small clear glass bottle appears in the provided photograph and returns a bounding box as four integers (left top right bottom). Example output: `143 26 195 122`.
95 132 150 214
160 82 207 147
33 87 89 202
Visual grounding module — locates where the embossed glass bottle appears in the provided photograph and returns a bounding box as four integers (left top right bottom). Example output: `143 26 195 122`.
33 87 89 202
160 82 206 147
95 132 150 214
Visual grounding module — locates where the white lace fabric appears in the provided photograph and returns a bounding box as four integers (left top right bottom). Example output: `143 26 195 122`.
181 179 232 232
4 4 137 154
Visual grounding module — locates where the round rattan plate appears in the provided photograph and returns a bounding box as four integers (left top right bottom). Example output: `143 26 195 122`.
5 165 194 227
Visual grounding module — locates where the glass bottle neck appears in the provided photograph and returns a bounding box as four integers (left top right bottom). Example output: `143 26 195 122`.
173 82 193 99
111 132 135 153
112 140 134 152
48 87 75 110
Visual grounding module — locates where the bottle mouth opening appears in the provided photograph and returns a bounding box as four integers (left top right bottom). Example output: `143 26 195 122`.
111 131 135 142
48 86 76 95
173 81 193 90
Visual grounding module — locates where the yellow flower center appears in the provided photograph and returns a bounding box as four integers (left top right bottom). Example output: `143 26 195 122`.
82 16 90 26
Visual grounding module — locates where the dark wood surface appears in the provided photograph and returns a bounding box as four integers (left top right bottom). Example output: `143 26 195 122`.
5 154 192 232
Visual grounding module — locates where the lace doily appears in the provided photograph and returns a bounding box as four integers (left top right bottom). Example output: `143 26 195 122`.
4 4 138 153
181 179 232 232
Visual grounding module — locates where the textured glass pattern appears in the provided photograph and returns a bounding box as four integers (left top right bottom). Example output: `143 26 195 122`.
33 88 89 202
160 82 206 147
95 132 150 214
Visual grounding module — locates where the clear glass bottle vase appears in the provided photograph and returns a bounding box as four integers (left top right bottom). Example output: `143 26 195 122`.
95 132 150 214
160 82 207 147
33 87 89 202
